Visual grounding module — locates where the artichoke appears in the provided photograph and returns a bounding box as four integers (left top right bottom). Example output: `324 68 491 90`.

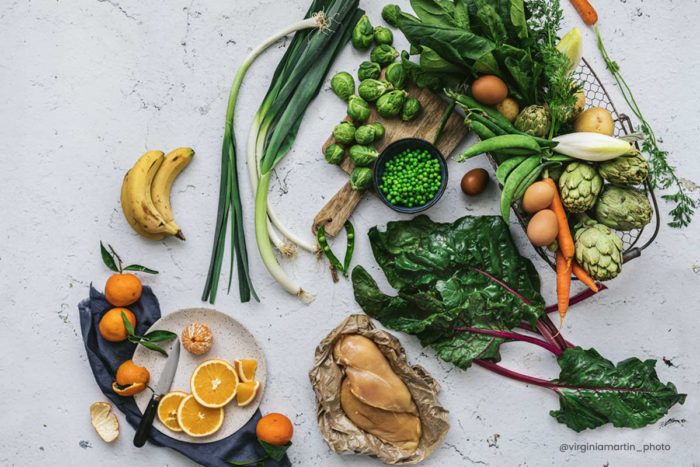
349 145 379 167
354 125 376 145
358 61 381 81
385 62 406 90
376 90 407 118
514 105 551 137
374 26 393 46
575 220 623 281
330 72 355 102
333 121 356 145
352 15 374 50
358 79 393 102
559 163 603 213
401 97 421 121
371 122 385 140
598 152 649 186
382 5 402 27
324 144 344 165
350 167 374 191
594 185 652 231
347 95 371 122
370 44 398 66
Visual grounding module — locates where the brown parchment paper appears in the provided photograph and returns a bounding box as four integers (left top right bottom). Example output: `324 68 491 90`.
309 314 450 464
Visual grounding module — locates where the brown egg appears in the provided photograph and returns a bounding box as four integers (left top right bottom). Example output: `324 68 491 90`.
522 181 556 213
461 168 490 196
527 209 559 247
471 75 508 106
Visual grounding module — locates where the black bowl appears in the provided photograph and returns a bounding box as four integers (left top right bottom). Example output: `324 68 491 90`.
373 138 448 214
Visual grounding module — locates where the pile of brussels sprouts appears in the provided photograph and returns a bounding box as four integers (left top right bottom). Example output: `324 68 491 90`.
324 14 422 192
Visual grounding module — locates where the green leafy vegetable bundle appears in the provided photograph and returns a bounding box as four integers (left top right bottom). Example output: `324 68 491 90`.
352 215 685 431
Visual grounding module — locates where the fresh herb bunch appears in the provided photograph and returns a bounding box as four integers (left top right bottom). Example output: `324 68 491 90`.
595 27 695 228
121 311 176 357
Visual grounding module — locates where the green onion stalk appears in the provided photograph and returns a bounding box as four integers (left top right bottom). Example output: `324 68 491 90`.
251 1 361 300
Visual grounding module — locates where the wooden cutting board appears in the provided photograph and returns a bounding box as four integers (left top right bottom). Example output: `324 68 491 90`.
314 83 468 236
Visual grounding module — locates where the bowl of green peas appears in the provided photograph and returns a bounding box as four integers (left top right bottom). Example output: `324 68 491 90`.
374 138 448 213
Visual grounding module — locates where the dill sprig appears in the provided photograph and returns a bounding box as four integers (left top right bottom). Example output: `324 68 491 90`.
595 26 695 228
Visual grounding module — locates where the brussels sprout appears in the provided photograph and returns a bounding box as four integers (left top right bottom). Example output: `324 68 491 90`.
324 143 344 165
381 5 402 27
385 62 406 90
349 145 379 167
333 121 356 145
354 125 376 145
358 79 393 102
401 97 422 121
376 90 407 118
330 72 355 102
370 44 398 66
358 61 381 81
373 26 393 46
370 122 385 140
347 95 371 123
352 15 374 50
350 167 374 191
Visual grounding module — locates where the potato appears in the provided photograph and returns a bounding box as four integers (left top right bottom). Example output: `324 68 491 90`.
574 107 614 136
572 89 585 118
496 97 520 123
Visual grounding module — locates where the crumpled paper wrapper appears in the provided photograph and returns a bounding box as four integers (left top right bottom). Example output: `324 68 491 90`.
309 314 449 464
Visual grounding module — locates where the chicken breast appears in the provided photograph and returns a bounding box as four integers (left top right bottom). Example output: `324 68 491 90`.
334 335 416 414
340 378 421 453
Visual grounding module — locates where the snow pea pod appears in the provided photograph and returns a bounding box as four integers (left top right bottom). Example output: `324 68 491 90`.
458 135 541 162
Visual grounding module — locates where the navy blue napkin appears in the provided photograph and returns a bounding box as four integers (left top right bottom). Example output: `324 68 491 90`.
79 285 290 467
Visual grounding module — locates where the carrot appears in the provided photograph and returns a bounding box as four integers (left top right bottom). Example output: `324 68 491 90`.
569 0 598 26
572 261 599 293
556 251 572 327
544 177 574 267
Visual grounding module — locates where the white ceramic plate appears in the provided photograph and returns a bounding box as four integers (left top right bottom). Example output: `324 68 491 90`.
133 308 266 443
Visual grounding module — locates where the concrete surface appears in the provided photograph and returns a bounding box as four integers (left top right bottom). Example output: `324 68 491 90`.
1 1 699 466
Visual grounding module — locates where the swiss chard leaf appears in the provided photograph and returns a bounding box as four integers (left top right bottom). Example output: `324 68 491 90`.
550 348 687 432
353 216 545 369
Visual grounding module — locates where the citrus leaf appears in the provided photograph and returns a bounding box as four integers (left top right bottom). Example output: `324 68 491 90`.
121 311 135 337
139 340 169 357
124 264 159 274
143 330 177 343
258 440 291 462
100 242 119 272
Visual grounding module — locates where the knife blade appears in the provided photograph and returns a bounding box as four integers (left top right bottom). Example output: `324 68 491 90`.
133 338 180 447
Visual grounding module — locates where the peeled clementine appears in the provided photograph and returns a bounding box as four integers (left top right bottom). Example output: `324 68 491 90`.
256 413 293 446
105 273 142 307
112 359 149 396
99 308 136 342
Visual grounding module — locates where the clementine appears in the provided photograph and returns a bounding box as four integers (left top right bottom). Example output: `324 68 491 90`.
105 273 142 307
256 413 293 446
112 359 149 396
99 308 136 342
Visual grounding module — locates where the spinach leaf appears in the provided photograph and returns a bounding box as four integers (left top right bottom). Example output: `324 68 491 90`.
474 0 507 44
509 0 528 40
453 0 470 29
401 51 463 92
398 17 496 66
410 0 457 26
353 216 545 369
551 348 687 432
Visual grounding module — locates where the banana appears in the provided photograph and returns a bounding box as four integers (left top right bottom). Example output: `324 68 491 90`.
150 147 194 239
121 170 165 240
121 150 182 239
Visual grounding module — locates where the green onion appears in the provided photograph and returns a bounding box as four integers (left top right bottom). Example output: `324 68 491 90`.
250 1 362 300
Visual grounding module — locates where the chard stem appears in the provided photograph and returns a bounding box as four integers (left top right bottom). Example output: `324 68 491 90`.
475 360 555 389
455 327 563 356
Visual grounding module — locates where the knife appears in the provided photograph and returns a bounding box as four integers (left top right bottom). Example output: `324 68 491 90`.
133 338 181 447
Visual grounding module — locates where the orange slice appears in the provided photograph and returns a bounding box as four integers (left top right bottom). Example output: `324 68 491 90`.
176 394 224 438
191 359 238 408
236 381 261 407
157 391 188 432
233 359 258 383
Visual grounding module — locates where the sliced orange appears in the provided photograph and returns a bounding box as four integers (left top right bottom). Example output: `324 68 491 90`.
233 359 257 383
191 359 238 408
176 394 224 438
157 391 188 432
236 381 260 407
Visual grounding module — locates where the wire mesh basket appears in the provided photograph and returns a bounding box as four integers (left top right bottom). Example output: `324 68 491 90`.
488 58 661 271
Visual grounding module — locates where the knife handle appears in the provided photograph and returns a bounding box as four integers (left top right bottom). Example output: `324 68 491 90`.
134 393 160 447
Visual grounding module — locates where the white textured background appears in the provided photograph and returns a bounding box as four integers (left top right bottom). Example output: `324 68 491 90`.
1 1 699 466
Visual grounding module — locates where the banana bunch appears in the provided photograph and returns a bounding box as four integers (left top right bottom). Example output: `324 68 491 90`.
121 148 194 240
